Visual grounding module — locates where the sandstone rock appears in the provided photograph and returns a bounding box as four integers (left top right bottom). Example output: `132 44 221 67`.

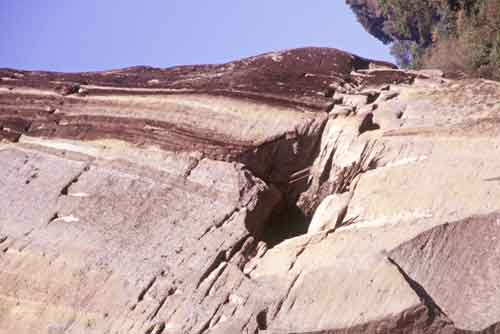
357 103 377 115
390 212 500 332
0 48 414 197
330 104 355 117
297 112 382 216
376 90 399 102
0 144 280 334
418 69 445 78
251 225 451 333
343 79 500 230
1 48 500 334
307 192 352 234
342 93 370 108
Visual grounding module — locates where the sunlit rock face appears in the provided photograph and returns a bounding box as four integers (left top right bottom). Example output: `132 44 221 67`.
1 47 500 334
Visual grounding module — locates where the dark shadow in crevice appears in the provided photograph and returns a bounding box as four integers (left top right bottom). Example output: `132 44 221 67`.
359 113 381 134
248 114 329 248
256 309 268 330
260 198 311 248
388 257 447 324
484 176 500 182
47 212 60 225
366 92 380 104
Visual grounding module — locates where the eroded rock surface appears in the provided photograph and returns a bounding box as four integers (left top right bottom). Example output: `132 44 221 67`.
1 48 500 333
390 213 500 332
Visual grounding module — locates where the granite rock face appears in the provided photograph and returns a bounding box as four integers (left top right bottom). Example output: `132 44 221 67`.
1 48 500 333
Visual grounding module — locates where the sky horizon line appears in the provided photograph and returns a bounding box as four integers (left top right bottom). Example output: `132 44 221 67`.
0 45 395 74
0 1 393 72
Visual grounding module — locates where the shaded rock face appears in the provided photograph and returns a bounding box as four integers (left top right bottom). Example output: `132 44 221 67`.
1 48 500 333
345 0 392 44
345 0 440 46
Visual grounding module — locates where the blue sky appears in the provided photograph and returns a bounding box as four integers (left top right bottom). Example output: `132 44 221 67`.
0 1 392 72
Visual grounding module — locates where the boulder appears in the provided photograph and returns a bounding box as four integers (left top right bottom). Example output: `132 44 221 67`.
307 192 352 234
390 213 500 332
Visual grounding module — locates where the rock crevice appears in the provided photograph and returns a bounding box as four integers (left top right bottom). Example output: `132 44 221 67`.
1 48 500 334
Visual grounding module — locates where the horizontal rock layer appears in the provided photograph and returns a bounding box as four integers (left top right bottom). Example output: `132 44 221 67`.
1 47 500 333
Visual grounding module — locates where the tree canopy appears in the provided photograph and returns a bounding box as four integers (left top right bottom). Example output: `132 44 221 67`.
376 0 500 79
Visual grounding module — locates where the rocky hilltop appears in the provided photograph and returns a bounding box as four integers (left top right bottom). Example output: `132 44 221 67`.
1 47 500 334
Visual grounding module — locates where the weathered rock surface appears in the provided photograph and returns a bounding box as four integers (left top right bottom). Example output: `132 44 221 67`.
390 213 500 332
1 48 500 333
307 192 351 234
0 144 281 334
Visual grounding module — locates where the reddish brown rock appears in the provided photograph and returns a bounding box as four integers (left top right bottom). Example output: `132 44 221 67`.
1 48 500 334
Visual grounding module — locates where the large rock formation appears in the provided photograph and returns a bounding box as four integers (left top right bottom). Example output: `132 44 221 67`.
1 47 500 333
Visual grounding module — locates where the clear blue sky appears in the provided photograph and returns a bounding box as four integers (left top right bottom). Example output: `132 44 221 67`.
0 1 392 72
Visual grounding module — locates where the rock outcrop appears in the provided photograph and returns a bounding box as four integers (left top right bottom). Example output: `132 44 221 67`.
1 47 500 333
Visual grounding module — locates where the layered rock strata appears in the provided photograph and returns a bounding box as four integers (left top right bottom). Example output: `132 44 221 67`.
1 48 500 333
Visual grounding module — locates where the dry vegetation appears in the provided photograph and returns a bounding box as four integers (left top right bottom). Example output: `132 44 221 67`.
380 0 500 80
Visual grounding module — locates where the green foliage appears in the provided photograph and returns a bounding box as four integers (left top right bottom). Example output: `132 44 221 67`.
378 0 440 45
423 0 500 79
390 41 420 68
378 0 500 79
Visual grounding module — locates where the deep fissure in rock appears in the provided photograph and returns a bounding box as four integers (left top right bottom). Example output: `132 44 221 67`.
254 120 328 246
260 194 311 248
256 309 268 330
359 113 381 134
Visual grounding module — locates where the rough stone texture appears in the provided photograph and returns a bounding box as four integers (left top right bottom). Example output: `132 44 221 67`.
0 144 280 334
343 79 500 229
307 192 351 234
1 48 500 334
0 48 404 198
390 213 500 332
252 229 434 333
